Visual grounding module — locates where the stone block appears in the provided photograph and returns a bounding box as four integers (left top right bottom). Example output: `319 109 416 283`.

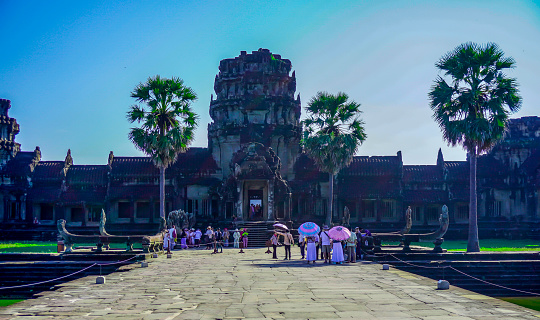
96 276 106 284
152 253 158 258
437 280 450 290
141 262 148 268
167 254 172 259
382 264 390 270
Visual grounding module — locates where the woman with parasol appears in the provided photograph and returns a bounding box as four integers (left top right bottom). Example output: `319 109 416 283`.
328 226 351 264
298 222 320 264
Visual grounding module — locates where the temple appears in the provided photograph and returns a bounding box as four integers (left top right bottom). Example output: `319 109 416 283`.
1 49 539 239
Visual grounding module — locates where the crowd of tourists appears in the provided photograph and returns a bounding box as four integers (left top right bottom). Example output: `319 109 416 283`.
163 221 371 265
163 225 249 254
270 225 371 264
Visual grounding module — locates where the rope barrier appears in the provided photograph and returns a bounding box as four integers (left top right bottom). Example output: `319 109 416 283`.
448 266 540 296
0 254 141 291
385 253 540 297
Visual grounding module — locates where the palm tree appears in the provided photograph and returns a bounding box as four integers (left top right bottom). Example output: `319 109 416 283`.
127 75 198 219
429 43 521 252
302 92 367 226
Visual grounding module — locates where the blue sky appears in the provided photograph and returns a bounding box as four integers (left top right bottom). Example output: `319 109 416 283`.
1 0 539 165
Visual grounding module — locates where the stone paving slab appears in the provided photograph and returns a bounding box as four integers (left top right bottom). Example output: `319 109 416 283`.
1 248 539 319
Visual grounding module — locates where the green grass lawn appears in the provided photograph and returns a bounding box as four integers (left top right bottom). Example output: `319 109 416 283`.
0 241 142 253
500 297 540 312
382 239 540 251
0 299 24 308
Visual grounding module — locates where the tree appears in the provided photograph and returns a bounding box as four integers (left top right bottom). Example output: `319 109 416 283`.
429 43 521 252
302 92 367 226
127 75 198 219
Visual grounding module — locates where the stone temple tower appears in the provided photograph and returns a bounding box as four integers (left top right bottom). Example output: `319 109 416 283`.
0 99 20 167
208 49 302 180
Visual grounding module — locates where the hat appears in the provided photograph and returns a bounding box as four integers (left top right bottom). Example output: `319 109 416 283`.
235 228 239 231
191 228 195 231
323 225 329 230
207 226 211 229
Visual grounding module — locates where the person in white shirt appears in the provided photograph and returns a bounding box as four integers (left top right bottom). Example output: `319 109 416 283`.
233 229 241 248
195 229 202 247
205 226 214 250
319 225 332 263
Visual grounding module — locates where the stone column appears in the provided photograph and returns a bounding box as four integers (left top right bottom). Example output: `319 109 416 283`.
267 179 274 221
286 192 292 222
237 181 244 221
82 202 88 227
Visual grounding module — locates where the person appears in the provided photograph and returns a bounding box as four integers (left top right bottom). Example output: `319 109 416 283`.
276 230 294 260
164 227 173 254
233 228 241 248
319 225 332 263
214 228 223 253
355 227 363 260
195 228 202 248
188 228 195 247
223 228 229 247
205 226 214 250
298 233 305 259
169 225 177 251
270 232 279 259
181 228 188 249
241 228 249 249
332 239 345 264
33 217 40 225
346 231 357 263
305 233 319 264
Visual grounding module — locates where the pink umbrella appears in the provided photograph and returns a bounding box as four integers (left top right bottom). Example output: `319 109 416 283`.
328 226 351 241
273 223 289 231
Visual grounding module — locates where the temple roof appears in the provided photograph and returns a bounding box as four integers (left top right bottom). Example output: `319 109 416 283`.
32 161 64 182
444 161 468 181
403 165 442 182
66 165 107 186
111 148 218 178
340 155 401 177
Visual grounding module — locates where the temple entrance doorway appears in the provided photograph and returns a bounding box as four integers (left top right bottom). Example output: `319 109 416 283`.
248 190 263 220
242 180 269 221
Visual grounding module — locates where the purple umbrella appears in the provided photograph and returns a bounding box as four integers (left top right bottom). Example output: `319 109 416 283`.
298 222 320 236
273 223 289 231
328 226 351 241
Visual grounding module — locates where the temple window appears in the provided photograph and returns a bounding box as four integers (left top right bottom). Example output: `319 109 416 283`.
361 200 376 219
88 207 101 222
40 203 54 220
201 199 210 217
412 206 423 223
118 201 130 219
136 202 151 218
426 206 439 222
456 204 469 220
70 207 84 222
381 200 395 219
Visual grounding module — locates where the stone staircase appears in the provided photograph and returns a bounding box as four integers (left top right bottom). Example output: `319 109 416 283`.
374 252 540 297
236 221 274 247
0 252 145 298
